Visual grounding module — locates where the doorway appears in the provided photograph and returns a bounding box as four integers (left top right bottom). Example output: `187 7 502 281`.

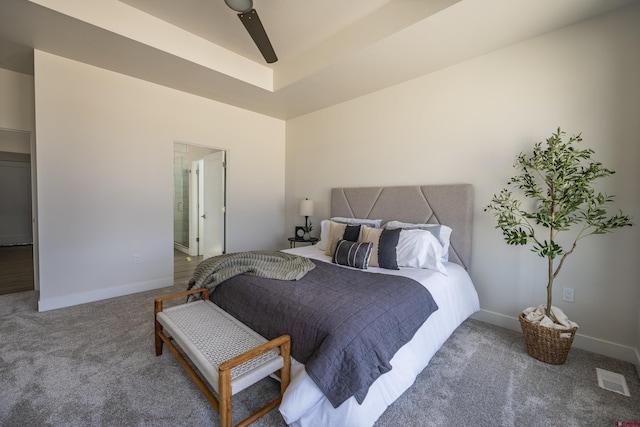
0 128 34 294
173 142 226 260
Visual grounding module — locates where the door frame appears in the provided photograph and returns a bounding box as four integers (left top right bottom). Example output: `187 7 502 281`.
173 141 227 258
188 159 204 256
202 150 226 258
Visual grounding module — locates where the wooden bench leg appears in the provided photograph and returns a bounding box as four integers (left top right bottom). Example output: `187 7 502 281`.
219 335 291 427
154 299 163 356
280 338 291 394
219 369 232 427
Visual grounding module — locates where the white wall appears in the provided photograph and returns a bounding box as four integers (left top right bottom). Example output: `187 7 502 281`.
285 4 640 363
34 51 285 311
0 68 34 133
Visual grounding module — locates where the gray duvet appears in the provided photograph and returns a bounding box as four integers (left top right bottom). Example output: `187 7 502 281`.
208 259 438 408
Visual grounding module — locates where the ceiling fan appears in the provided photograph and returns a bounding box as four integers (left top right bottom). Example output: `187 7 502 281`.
224 0 278 63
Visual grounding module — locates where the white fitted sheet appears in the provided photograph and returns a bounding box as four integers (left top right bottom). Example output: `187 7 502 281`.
279 245 480 427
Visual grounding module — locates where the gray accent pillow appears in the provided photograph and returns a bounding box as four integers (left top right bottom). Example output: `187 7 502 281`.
342 225 361 242
378 228 401 270
333 240 373 269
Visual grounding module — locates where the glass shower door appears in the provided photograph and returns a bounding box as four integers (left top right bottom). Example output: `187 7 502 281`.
173 143 189 249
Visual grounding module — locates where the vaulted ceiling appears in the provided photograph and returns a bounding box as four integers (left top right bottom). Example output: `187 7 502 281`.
0 0 636 119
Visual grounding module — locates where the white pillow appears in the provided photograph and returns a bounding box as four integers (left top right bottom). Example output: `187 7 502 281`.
396 229 448 275
385 220 452 261
316 219 331 251
331 217 382 229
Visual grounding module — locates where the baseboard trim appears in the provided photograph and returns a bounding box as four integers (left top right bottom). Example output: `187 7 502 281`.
37 278 172 312
472 309 640 366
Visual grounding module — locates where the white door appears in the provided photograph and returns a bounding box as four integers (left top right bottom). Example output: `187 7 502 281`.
189 159 204 256
202 151 225 258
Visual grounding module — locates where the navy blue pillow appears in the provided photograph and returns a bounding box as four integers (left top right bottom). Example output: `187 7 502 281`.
342 224 361 242
378 228 401 270
333 240 373 269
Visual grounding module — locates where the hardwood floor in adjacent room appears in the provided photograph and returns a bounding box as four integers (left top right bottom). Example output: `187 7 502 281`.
174 249 202 284
0 247 199 296
0 244 34 295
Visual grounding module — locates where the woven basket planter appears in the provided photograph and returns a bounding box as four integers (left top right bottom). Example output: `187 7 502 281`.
518 312 577 365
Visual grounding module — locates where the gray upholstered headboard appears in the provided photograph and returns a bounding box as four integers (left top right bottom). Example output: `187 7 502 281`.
331 184 473 269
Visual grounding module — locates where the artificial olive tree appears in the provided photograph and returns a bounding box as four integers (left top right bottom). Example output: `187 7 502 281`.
486 128 633 322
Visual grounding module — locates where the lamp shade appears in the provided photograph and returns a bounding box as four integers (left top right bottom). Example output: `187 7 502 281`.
299 199 314 217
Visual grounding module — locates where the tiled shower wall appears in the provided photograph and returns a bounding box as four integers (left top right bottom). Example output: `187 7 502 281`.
173 143 189 247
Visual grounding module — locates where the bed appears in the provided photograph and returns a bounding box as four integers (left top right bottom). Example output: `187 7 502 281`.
194 184 479 426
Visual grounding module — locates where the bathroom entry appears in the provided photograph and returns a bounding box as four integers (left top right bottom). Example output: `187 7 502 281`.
0 129 35 295
173 142 226 259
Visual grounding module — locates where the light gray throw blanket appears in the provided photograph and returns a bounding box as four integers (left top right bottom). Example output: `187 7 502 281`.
186 251 315 300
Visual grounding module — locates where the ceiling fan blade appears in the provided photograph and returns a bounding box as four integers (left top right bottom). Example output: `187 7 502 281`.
237 9 277 64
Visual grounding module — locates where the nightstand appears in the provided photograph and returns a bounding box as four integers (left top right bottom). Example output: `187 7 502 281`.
288 237 319 248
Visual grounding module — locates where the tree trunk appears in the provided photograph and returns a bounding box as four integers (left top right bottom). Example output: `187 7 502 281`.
546 256 553 318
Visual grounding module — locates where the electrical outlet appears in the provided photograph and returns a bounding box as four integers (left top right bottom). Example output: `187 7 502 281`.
562 287 574 302
133 254 141 264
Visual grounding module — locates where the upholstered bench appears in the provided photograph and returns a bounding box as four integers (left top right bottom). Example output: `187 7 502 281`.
154 288 290 427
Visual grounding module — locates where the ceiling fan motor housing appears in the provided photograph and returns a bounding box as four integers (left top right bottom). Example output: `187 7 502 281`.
224 0 253 13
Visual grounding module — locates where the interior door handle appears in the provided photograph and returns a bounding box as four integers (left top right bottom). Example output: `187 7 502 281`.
201 214 206 219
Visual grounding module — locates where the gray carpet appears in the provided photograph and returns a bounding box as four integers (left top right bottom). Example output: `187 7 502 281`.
1 283 638 426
